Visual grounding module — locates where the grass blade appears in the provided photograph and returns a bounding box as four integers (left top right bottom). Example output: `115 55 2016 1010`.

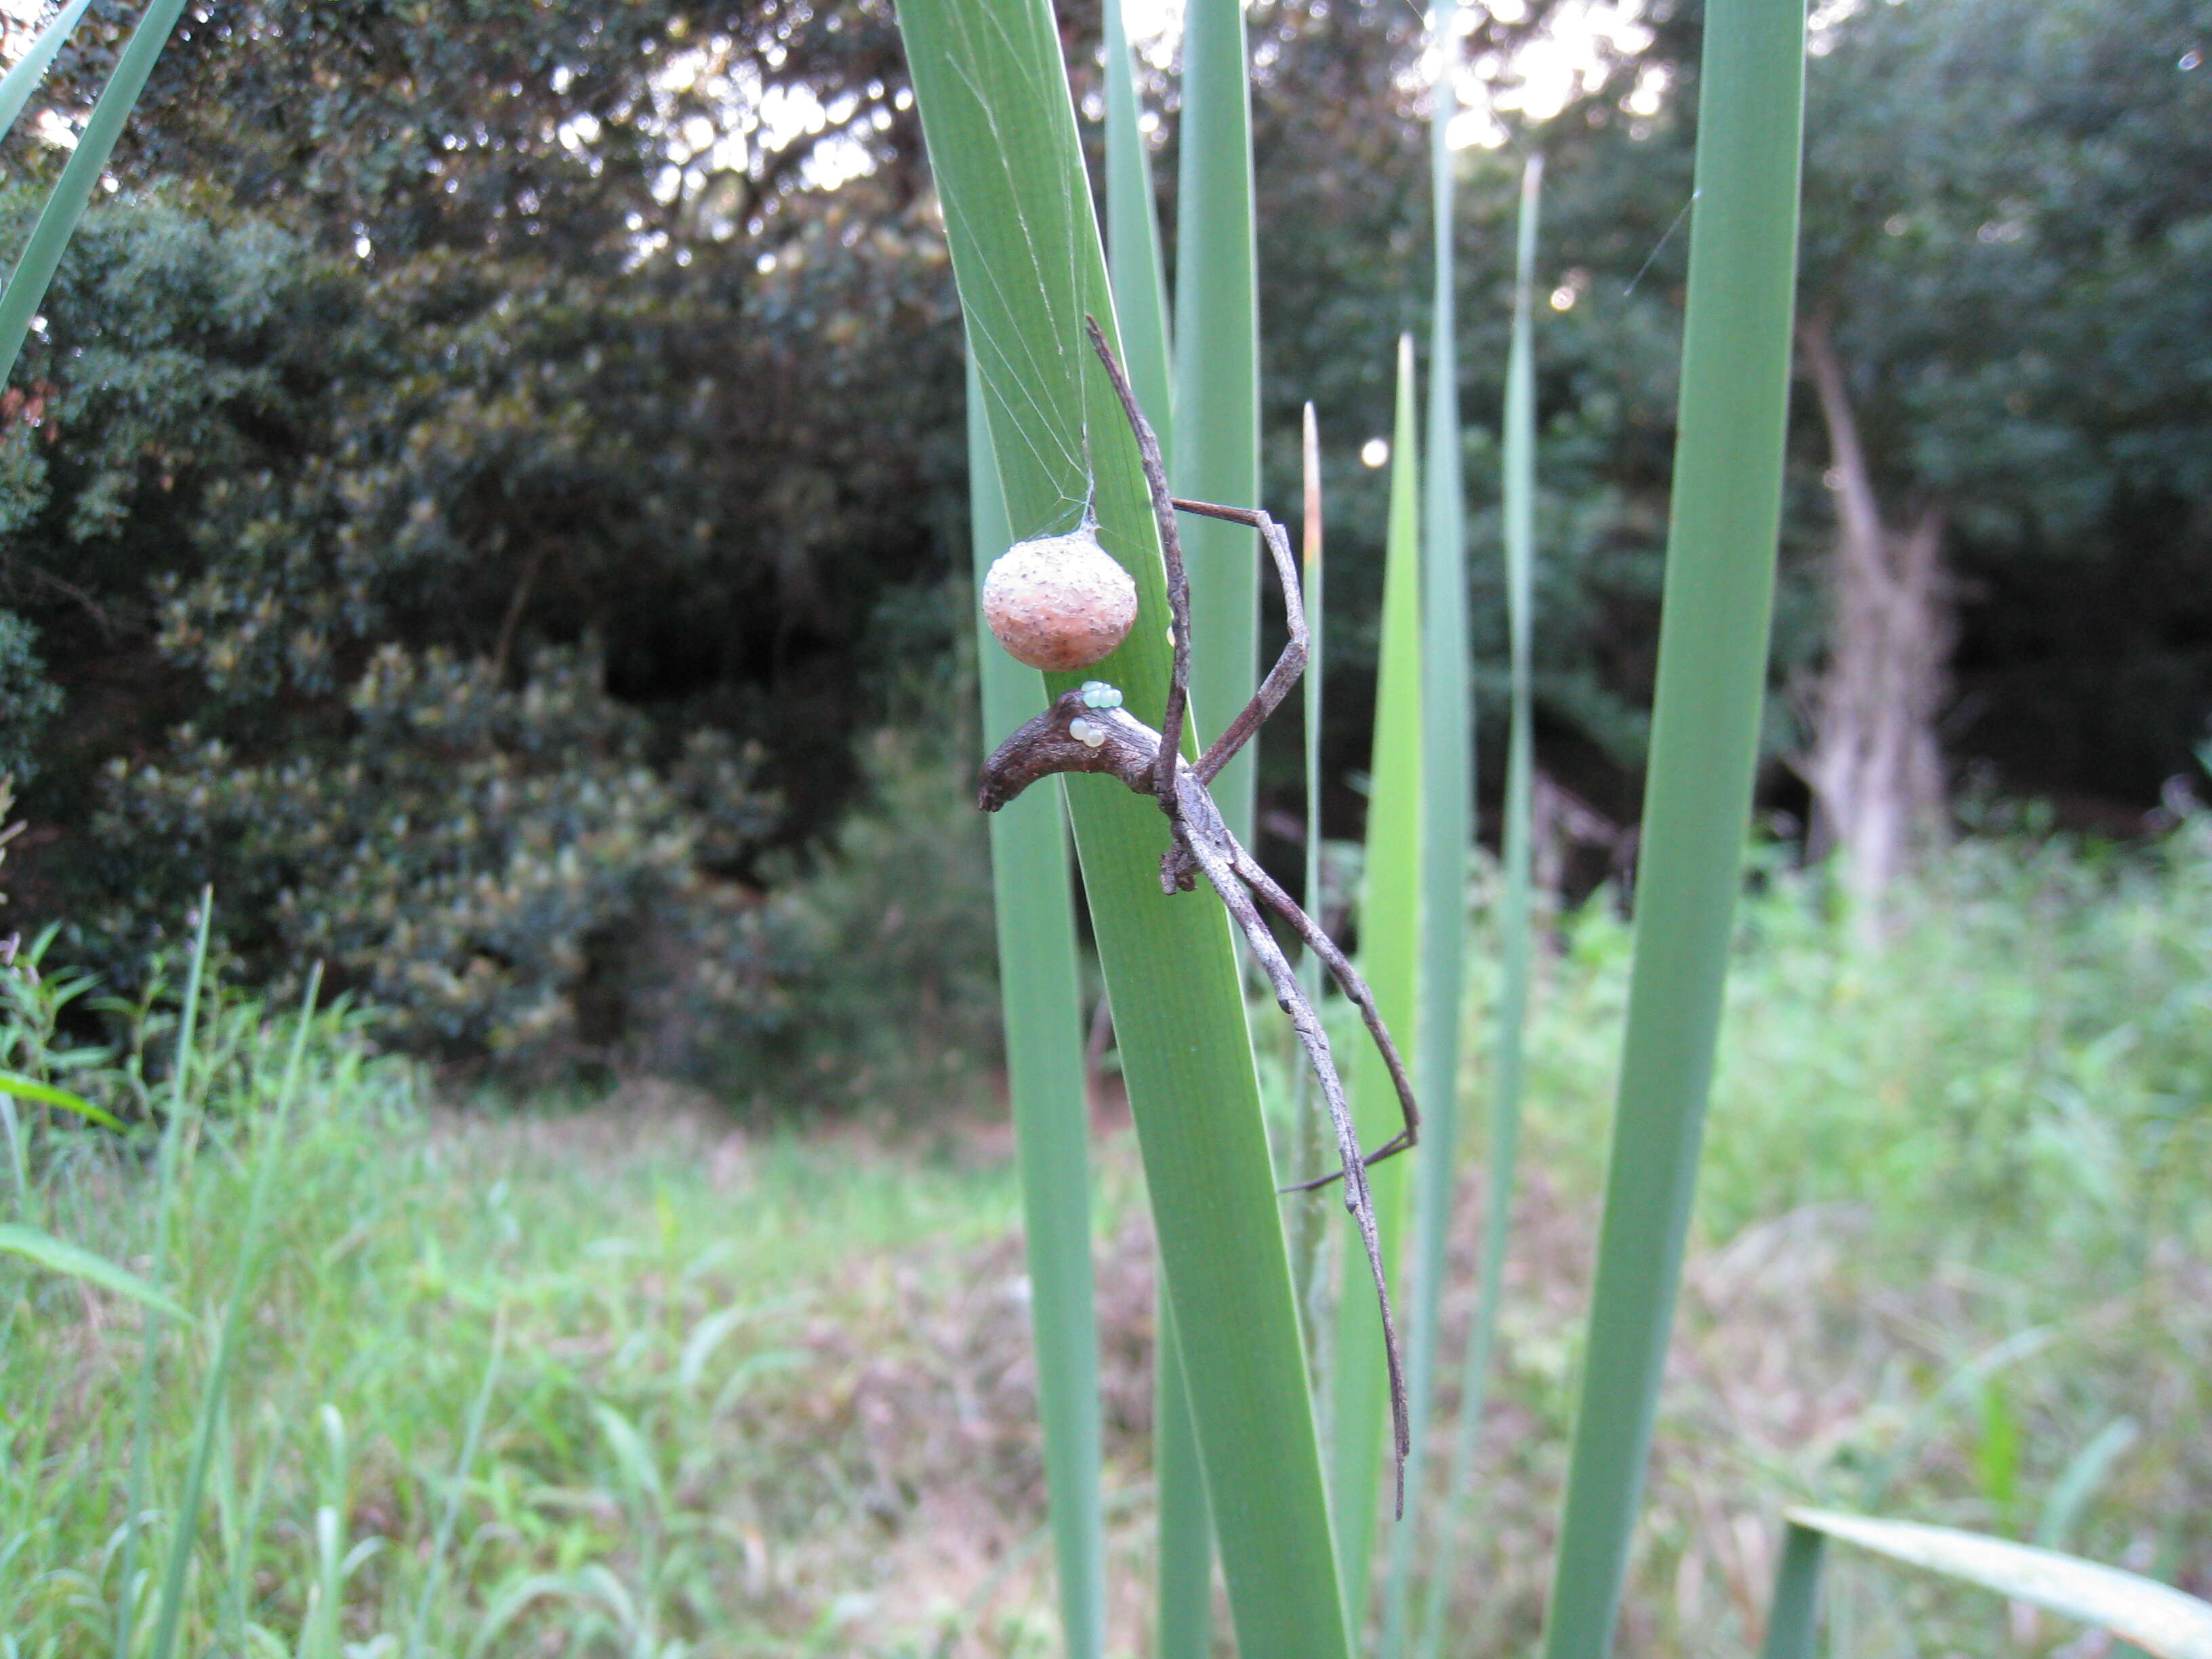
1783 1509 2212 1659
1416 148 1543 1659
0 1223 189 1320
1385 3 1473 1645
1284 404 1334 1343
405 1311 504 1659
1170 0 1261 841
0 1068 120 1128
0 0 92 146
1153 1296 1213 1657
115 888 212 1659
1330 335 1422 1631
967 354 1107 1659
1755 1520 1828 1659
1103 0 1173 447
2035 1417 2139 1551
1 0 190 384
148 966 324 1659
1099 17 1213 1647
1538 1 1808 1652
899 0 1349 1649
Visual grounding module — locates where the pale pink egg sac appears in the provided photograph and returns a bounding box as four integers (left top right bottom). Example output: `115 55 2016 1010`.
981 529 1139 672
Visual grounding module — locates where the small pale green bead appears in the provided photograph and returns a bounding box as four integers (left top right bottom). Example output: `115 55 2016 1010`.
1080 681 1124 710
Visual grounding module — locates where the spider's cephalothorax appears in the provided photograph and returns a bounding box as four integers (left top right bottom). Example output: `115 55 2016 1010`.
976 319 1421 1518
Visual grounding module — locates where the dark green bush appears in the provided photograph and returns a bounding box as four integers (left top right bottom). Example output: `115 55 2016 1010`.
0 611 60 783
95 642 800 1069
745 725 1002 1112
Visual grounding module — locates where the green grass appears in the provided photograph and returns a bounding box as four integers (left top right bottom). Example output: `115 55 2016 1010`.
4 825 2204 1656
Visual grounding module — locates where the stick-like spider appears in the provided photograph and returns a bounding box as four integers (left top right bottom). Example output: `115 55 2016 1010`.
977 316 1422 1515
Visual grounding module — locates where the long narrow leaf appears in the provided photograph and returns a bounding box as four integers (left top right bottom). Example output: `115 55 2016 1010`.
967 355 1107 1659
1153 1297 1213 1656
1416 148 1543 1659
1170 0 1261 840
1385 4 1473 1647
1102 0 1173 443
0 1068 120 1129
1330 335 1422 1631
1538 2 1809 1653
898 5 1349 1654
0 1222 189 1320
1 0 190 384
148 966 325 1659
407 1311 506 1659
1099 17 1212 1647
1755 1519 1828 1659
115 888 213 1659
1774 1510 2212 1659
0 0 93 146
1285 404 1334 1340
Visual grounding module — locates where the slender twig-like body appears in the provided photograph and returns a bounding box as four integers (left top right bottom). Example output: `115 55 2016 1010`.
976 319 1420 1514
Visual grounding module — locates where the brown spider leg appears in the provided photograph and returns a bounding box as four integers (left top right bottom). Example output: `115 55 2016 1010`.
1167 497 1308 789
1225 838 1422 1189
1180 816 1410 1519
1084 315 1189 818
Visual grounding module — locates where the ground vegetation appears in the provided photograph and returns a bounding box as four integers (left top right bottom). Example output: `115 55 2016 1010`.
3 825 2205 1654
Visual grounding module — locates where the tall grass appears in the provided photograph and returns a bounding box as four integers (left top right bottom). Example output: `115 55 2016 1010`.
0 998 1055 1654
115 893 214 1659
1331 335 1422 1626
1416 147 1543 1659
1385 0 1474 1641
966 359 1105 1659
1100 9 1216 1646
1171 0 1262 842
147 964 324 1659
897 0 1351 1651
1286 401 1336 1351
1540 0 1809 1647
7 821 2208 1653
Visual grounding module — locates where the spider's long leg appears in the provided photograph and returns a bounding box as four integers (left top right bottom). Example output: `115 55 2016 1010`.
1191 832 1410 1517
1168 497 1307 788
1228 839 1421 1189
1084 316 1189 817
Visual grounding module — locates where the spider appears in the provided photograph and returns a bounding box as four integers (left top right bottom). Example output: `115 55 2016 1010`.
976 315 1422 1517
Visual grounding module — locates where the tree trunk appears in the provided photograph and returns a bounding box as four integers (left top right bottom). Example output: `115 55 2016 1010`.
1797 316 1953 907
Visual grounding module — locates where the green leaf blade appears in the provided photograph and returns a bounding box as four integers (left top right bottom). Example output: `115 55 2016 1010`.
1785 1510 2212 1659
1540 1 1810 1653
899 3 1347 1652
0 1069 121 1128
0 1222 190 1322
0 0 94 147
1170 0 1261 842
1386 5 1475 1644
1 0 191 384
1331 335 1423 1631
968 356 1107 1659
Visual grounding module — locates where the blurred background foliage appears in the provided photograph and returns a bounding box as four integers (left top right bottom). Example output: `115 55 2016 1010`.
0 0 2206 1082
